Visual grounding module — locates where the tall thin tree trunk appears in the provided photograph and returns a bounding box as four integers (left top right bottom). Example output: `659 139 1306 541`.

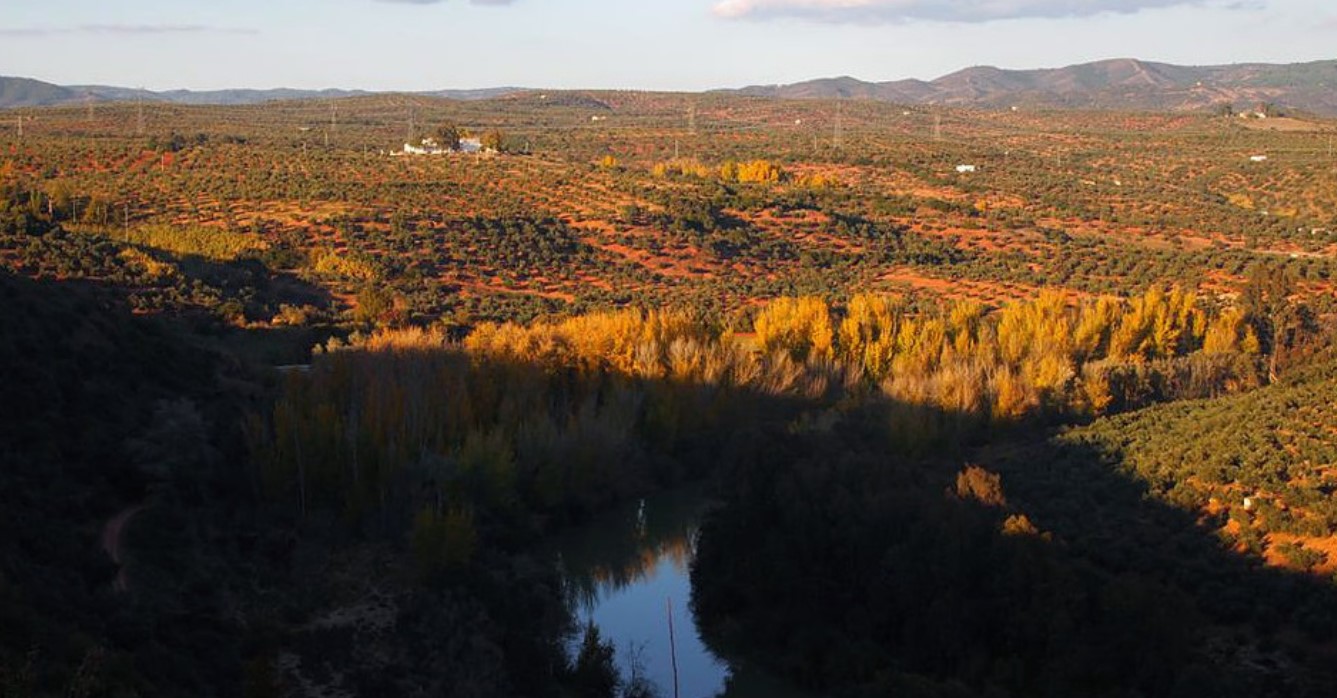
667 597 680 698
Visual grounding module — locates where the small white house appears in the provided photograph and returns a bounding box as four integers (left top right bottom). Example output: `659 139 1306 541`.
956 164 977 173
1249 155 1268 163
403 137 449 155
398 136 494 156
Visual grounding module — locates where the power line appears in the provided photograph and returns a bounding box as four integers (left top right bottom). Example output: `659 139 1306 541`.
833 100 843 149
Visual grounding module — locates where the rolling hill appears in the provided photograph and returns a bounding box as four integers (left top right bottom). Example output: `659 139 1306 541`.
7 58 1337 114
0 76 88 108
0 76 521 109
732 58 1337 115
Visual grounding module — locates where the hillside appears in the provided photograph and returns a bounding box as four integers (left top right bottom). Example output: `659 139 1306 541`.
8 58 1337 114
71 86 520 106
5 92 1337 323
733 58 1337 115
0 269 256 695
0 77 84 108
75 85 371 106
0 79 522 109
1062 354 1337 574
691 348 1337 697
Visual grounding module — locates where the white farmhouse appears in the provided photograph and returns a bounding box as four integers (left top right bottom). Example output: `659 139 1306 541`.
403 137 449 155
397 135 496 156
956 164 977 173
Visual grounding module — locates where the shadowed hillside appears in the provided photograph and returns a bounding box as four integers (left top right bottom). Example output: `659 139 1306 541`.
693 356 1337 697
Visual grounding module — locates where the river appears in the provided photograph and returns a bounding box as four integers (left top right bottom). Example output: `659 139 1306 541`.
551 486 805 698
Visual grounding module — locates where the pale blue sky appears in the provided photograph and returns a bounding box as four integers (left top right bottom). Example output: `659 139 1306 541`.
1 0 1333 91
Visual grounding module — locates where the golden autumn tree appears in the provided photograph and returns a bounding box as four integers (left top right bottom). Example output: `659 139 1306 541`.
735 159 783 184
1203 307 1261 355
838 293 905 379
754 296 834 362
1108 287 1204 361
1072 296 1122 363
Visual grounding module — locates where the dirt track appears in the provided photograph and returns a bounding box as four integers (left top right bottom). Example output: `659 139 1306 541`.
101 505 144 593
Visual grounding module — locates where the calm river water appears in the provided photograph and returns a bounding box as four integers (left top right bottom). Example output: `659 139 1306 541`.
551 487 804 698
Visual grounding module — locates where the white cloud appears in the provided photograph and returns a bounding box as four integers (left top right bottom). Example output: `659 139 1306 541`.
711 0 1208 23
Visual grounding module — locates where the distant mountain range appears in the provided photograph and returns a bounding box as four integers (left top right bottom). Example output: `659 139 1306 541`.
5 58 1337 115
729 58 1337 115
0 77 520 109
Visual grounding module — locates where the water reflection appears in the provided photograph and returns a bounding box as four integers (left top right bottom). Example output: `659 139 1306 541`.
551 487 804 698
553 487 723 697
556 488 703 612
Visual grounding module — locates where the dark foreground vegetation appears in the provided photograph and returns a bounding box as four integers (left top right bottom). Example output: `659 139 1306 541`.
6 250 1337 696
693 359 1337 697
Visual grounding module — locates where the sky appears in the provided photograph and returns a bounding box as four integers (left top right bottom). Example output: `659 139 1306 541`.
0 0 1334 91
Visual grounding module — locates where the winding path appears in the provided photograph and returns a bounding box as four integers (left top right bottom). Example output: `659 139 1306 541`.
101 505 144 593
